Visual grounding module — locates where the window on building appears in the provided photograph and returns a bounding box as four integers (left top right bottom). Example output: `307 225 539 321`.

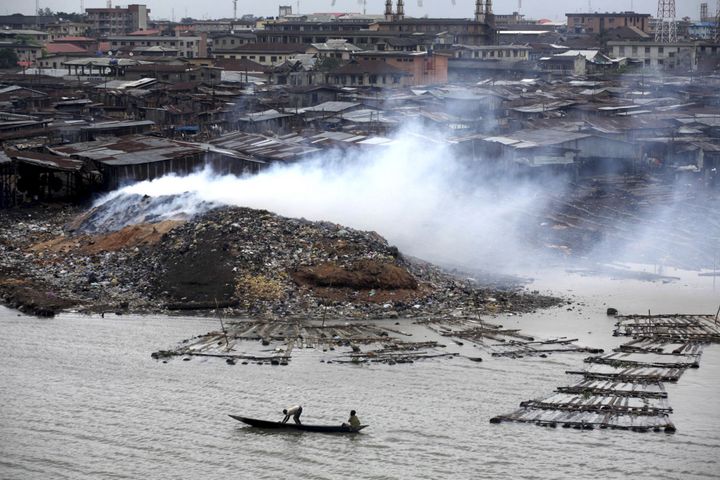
645 47 650 54
658 47 664 54
632 46 637 54
271 56 277 62
259 56 266 62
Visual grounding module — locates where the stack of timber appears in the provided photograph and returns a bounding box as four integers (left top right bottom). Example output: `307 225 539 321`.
492 313 720 433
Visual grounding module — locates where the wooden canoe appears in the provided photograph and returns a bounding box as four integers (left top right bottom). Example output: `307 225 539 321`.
229 415 367 433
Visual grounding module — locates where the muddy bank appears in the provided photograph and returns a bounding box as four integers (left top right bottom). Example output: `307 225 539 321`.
0 203 560 318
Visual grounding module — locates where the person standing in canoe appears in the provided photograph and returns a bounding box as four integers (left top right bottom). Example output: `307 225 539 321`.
347 410 361 428
281 405 303 424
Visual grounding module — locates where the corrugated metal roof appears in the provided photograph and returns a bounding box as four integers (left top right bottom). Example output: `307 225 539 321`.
50 135 203 166
80 120 155 131
6 149 85 171
238 109 294 122
485 129 590 149
302 101 360 113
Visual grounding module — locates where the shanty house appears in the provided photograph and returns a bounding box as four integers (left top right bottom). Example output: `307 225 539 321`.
50 134 261 190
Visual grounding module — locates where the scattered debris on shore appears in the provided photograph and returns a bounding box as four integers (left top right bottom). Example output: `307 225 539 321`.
491 313 720 433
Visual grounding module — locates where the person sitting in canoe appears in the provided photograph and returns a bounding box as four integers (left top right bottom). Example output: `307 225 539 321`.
344 410 361 429
281 405 303 424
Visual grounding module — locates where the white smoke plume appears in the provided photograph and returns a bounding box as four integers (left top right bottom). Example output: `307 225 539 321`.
92 124 561 273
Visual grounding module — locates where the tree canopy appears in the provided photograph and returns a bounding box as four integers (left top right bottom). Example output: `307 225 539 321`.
0 49 19 69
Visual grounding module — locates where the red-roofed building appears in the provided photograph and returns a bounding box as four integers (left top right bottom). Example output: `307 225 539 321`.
46 43 88 55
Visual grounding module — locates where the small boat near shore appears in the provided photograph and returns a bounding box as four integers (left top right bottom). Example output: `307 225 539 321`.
229 415 367 433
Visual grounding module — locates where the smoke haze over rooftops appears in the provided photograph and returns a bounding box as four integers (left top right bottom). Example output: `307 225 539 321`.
96 123 561 273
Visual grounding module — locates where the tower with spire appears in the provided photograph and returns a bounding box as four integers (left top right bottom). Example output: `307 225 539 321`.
385 0 393 22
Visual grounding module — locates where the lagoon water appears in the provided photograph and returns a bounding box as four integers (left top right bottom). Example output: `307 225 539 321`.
1 267 719 479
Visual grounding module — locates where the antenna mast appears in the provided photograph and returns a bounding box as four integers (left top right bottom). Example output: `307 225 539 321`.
655 0 677 43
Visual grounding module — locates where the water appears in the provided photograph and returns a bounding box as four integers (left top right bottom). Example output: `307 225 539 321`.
1 268 719 479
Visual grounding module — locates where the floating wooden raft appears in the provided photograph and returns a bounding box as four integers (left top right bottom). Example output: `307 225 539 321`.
614 314 720 342
557 380 668 399
490 408 676 433
152 320 447 365
616 339 704 355
519 392 672 415
493 312 719 433
567 364 686 382
585 351 701 369
421 317 602 357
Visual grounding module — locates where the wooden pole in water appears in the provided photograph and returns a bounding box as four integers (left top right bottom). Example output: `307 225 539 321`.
215 298 229 348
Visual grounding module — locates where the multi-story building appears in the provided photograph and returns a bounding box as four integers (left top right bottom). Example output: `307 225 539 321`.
567 12 652 35
86 4 150 37
353 50 449 85
452 44 531 61
212 43 305 65
47 22 91 41
608 41 699 70
107 34 207 58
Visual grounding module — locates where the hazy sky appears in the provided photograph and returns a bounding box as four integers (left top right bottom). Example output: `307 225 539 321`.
1 0 706 22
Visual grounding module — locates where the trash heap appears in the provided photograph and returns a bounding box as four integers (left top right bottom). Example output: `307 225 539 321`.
0 202 560 318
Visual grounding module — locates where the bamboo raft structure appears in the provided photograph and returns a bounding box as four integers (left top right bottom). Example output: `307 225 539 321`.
152 319 454 365
614 314 720 342
556 380 667 399
153 314 602 366
419 317 603 358
492 312 720 433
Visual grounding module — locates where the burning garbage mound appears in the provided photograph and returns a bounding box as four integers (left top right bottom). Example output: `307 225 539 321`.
0 202 560 318
140 206 464 318
68 192 218 234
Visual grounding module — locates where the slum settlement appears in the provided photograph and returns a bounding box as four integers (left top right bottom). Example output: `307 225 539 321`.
1 2 719 312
